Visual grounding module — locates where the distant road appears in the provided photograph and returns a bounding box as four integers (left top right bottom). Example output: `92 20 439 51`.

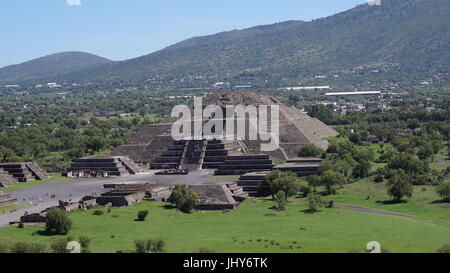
0 170 235 227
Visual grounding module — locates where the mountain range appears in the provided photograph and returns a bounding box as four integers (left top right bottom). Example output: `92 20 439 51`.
0 0 448 85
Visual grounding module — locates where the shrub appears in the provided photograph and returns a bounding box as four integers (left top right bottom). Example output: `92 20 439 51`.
137 210 149 221
274 191 287 210
50 238 70 253
436 182 450 202
437 244 450 253
45 208 72 235
298 144 324 157
308 193 324 212
134 238 166 253
9 242 47 253
374 175 384 183
168 184 197 213
92 210 104 216
17 222 24 229
79 236 91 253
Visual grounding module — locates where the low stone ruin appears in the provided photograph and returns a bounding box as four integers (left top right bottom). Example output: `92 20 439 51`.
20 213 46 224
189 184 241 210
63 156 144 178
58 197 98 212
273 157 322 176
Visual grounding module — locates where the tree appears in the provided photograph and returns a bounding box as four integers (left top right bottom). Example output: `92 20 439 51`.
306 175 321 192
349 133 361 145
137 210 149 221
259 170 300 198
353 159 371 178
168 184 197 213
45 208 72 235
298 144 324 157
307 193 324 212
321 170 347 194
134 239 166 253
417 143 434 160
436 182 450 202
387 171 413 202
274 191 287 210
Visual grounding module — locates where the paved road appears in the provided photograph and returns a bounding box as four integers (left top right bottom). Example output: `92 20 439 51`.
0 170 236 227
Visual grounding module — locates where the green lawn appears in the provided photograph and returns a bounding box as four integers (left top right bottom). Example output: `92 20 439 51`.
0 203 30 215
0 199 449 253
301 180 450 221
2 174 69 192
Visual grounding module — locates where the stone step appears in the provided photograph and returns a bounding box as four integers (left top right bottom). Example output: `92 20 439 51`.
154 157 182 163
223 159 273 165
150 163 180 169
215 169 272 175
237 180 262 186
217 164 274 170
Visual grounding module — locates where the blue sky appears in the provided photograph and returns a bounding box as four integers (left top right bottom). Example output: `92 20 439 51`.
0 0 367 68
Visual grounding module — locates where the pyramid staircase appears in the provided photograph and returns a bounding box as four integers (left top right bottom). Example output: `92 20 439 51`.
117 157 145 174
0 163 38 184
25 162 50 180
150 140 186 170
214 154 274 175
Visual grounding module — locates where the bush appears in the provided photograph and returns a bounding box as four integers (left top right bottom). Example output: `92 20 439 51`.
9 242 47 253
92 210 104 216
79 236 91 253
437 244 450 253
298 144 324 157
436 182 450 202
308 193 324 212
51 238 70 253
168 184 197 213
134 239 166 253
374 175 384 183
274 191 287 210
137 210 149 221
45 208 72 235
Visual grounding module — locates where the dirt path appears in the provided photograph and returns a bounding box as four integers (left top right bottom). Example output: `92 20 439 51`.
290 200 450 224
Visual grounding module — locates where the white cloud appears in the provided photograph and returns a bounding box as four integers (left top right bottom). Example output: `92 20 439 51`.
67 0 81 6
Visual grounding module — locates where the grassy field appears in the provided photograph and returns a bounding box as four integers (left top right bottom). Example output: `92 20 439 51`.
300 180 450 221
0 203 31 215
2 174 69 192
0 199 449 253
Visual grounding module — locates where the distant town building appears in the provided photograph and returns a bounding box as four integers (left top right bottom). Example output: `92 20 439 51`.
278 86 331 91
326 91 381 96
